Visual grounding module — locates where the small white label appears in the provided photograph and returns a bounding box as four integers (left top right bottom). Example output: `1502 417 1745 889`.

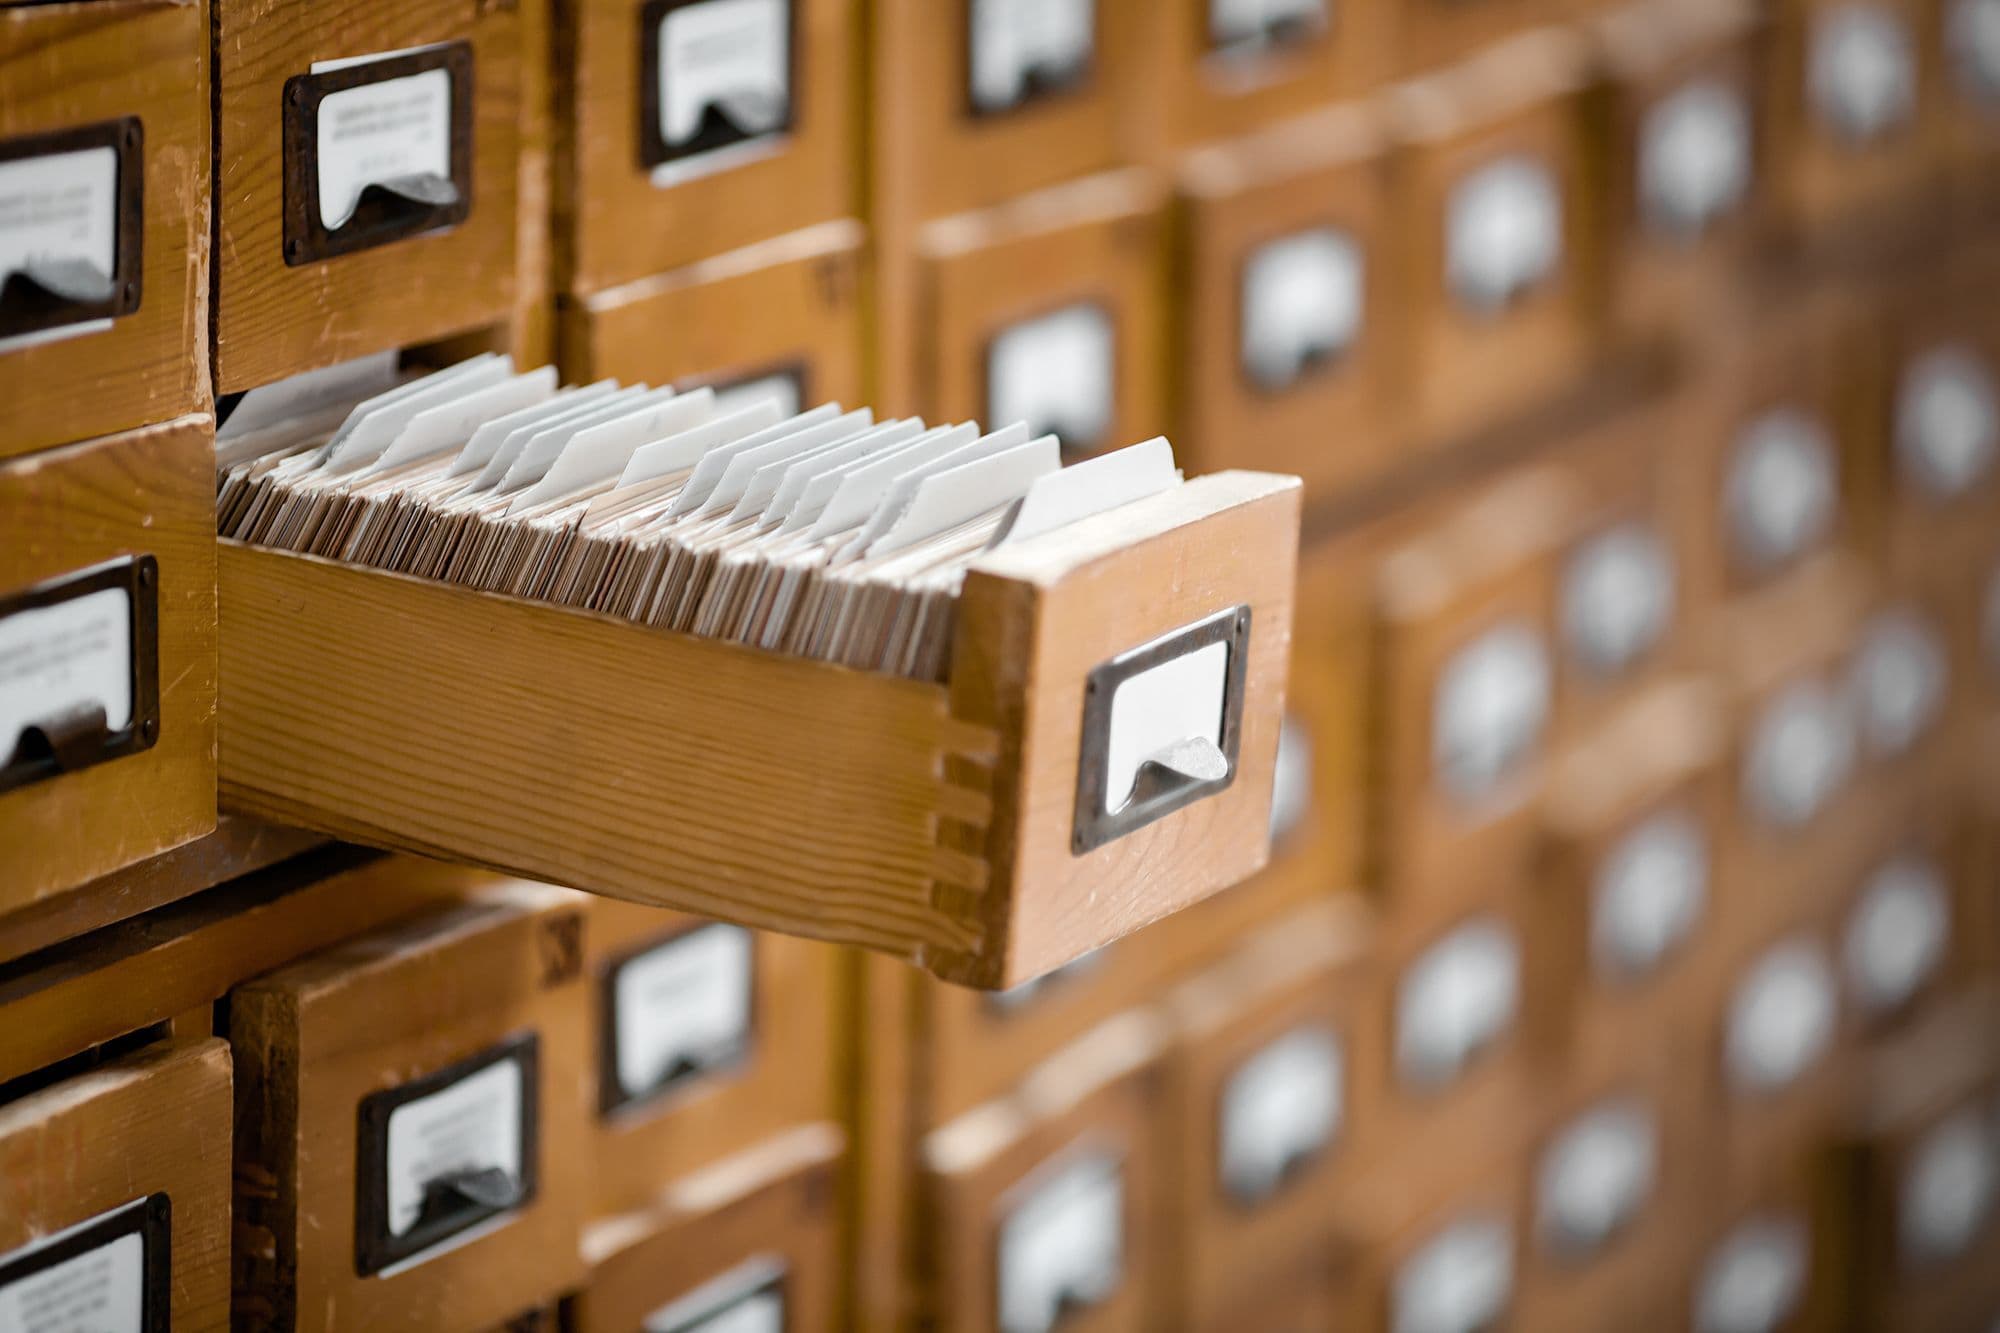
1896 344 1998 501
1240 227 1363 391
997 1151 1122 1333
658 0 791 155
1446 156 1562 315
1811 5 1917 142
642 1254 786 1333
1843 853 1949 1017
1742 681 1856 830
1726 407 1838 575
969 0 1096 114
1949 0 2000 103
1268 712 1313 841
317 64 454 230
1393 1214 1514 1333
1848 608 1947 759
1209 0 1328 54
0 584 133 767
1640 79 1752 238
0 145 119 301
1899 1110 1997 1268
1432 621 1551 807
1725 940 1837 1095
1218 1026 1342 1204
1397 917 1520 1092
1536 1099 1659 1258
1562 522 1675 679
1104 638 1228 813
0 1203 148 1333
384 1056 524 1238
988 304 1114 455
1592 808 1709 982
1695 1216 1808 1333
613 924 753 1102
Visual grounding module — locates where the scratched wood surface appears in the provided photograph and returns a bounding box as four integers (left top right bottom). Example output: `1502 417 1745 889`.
0 0 210 458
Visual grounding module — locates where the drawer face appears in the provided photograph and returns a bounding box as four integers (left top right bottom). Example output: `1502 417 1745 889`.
559 220 864 405
559 0 857 291
0 0 208 459
0 1038 233 1331
1176 122 1398 496
919 191 1165 464
229 886 589 1332
213 0 522 391
1683 1193 1819 1333
588 899 838 1217
0 415 216 909
570 1125 841 1333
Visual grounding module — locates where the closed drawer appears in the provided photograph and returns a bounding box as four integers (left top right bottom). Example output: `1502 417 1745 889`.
1174 104 1401 500
920 1011 1167 1333
914 170 1167 464
1384 29 1598 448
0 0 209 459
0 414 216 908
0 1036 232 1331
586 899 838 1217
212 0 523 391
555 0 857 293
228 881 590 1332
1678 1164 1823 1333
1341 1150 1528 1332
1393 0 1556 76
558 220 865 409
570 1124 841 1333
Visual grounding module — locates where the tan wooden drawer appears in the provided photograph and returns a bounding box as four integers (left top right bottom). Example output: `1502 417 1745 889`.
585 899 839 1218
554 0 858 293
217 457 1298 989
1677 1160 1823 1333
0 1036 232 1330
919 1011 1168 1333
0 414 216 909
569 1123 842 1333
1392 0 1557 77
1173 104 1403 501
1340 1148 1529 1331
0 0 209 460
557 220 865 409
913 170 1167 465
228 881 590 1332
212 0 524 391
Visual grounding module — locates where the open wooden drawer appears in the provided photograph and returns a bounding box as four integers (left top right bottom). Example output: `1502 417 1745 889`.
216 471 1299 988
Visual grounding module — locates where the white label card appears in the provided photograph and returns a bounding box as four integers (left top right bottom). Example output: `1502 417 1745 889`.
1899 1110 1997 1268
1394 1215 1514 1333
1240 227 1363 391
612 923 754 1103
1726 407 1838 574
1561 522 1674 679
1446 156 1562 314
1592 809 1708 982
1742 681 1855 831
1811 5 1916 142
0 1199 152 1333
384 1056 524 1238
0 146 119 297
657 0 792 155
969 0 1096 114
1696 1216 1808 1333
987 304 1115 456
998 1151 1123 1333
1536 1100 1658 1258
1432 622 1551 807
1640 80 1752 238
317 64 454 230
1396 917 1520 1092
1725 941 1837 1095
1103 639 1229 814
1896 344 1998 500
0 584 132 767
1218 1026 1342 1204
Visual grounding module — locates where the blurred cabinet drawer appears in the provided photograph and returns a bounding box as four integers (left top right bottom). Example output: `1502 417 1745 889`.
1679 1162 1823 1333
0 0 209 459
556 0 858 292
569 1123 841 1333
1342 1152 1527 1331
558 219 864 407
914 169 1167 463
919 1012 1167 1333
1174 104 1401 499
0 1036 232 1331
212 0 523 392
0 413 216 909
586 899 838 1218
228 882 590 1332
1393 0 1556 76
1385 29 1598 449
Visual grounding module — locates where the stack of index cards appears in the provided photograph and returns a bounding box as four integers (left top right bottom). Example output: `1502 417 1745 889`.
217 353 1184 681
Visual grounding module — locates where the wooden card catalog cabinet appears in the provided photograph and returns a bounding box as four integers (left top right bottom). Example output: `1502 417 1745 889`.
558 220 866 409
1173 104 1402 497
1384 28 1597 449
1158 901 1378 1332
919 1012 1166 1332
555 0 857 292
0 415 217 910
217 467 1299 989
212 0 523 391
586 899 838 1217
0 0 209 460
914 170 1166 464
0 1038 232 1331
569 1123 841 1333
228 883 589 1331
1590 0 1764 341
